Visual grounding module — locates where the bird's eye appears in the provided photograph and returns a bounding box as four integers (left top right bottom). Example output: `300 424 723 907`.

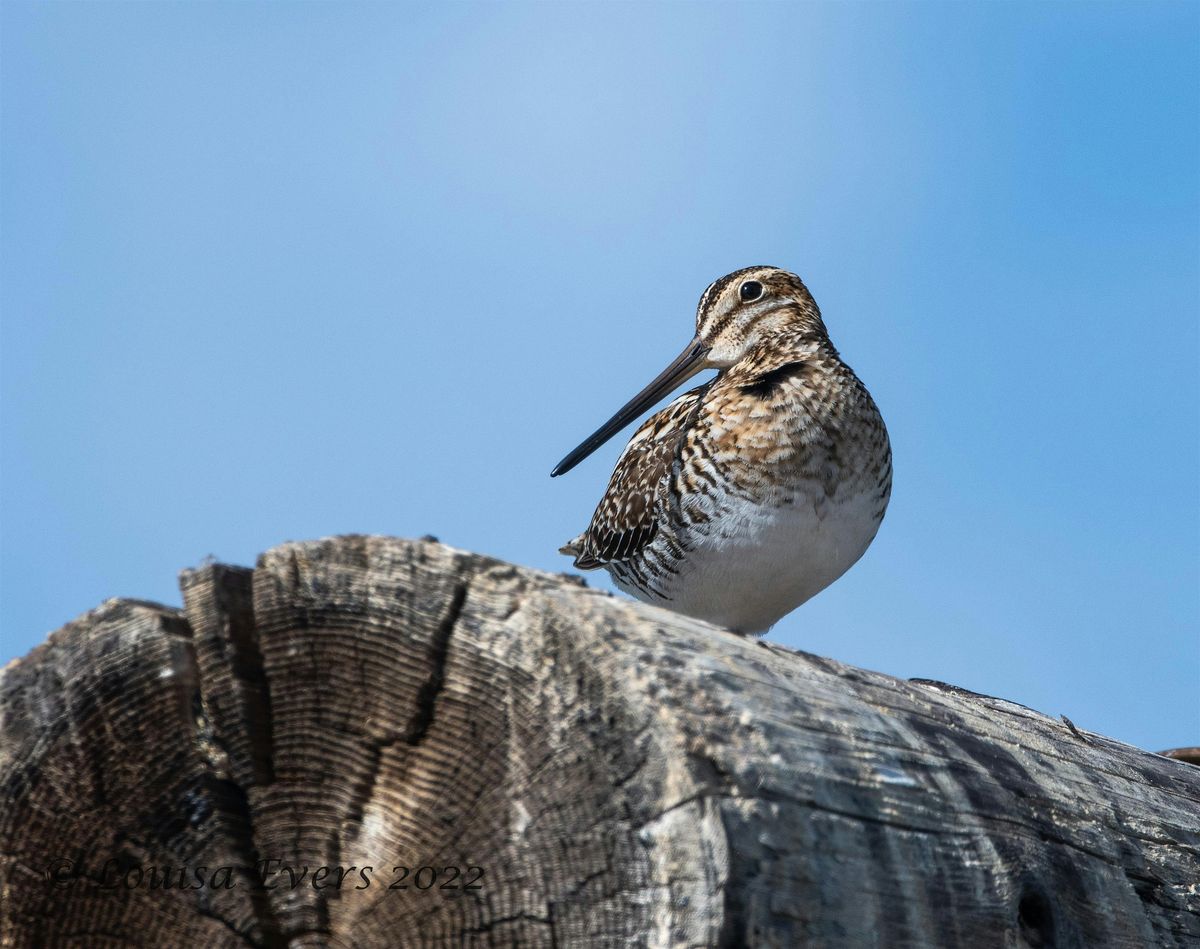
739 280 764 303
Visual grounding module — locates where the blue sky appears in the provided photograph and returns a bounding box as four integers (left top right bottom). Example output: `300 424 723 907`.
2 2 1196 752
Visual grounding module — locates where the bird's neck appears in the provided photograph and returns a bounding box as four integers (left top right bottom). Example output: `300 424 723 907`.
734 331 840 378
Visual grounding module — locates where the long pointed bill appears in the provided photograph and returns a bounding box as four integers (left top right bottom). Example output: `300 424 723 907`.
551 337 711 477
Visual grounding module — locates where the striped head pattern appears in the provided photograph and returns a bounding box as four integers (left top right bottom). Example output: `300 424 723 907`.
694 266 830 368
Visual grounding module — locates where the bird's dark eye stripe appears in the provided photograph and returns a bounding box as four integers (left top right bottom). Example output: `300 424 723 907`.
739 280 764 302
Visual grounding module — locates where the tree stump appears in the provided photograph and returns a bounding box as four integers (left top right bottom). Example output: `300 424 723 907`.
1 535 1197 947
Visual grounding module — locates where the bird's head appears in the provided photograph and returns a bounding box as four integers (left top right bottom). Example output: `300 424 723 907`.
694 266 827 367
551 266 824 477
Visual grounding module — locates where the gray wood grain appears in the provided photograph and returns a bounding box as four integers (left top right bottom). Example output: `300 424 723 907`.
1 535 1197 947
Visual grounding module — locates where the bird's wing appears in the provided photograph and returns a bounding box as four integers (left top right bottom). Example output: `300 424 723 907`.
567 385 707 569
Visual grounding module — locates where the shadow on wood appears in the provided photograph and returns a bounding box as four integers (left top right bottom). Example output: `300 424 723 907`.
1 535 1197 947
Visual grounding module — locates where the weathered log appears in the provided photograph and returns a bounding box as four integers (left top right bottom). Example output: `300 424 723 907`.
1 535 1197 948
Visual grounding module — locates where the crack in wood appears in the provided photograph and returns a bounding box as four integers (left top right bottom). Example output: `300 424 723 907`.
336 578 470 872
405 580 468 747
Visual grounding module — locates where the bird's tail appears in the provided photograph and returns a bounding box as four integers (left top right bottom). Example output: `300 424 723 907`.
558 534 601 570
558 534 584 558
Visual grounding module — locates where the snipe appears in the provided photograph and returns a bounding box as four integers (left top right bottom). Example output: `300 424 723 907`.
553 266 891 634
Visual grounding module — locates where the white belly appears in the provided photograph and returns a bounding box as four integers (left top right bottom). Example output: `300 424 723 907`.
613 487 884 634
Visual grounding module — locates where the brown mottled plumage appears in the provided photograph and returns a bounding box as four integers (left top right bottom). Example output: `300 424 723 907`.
553 267 891 634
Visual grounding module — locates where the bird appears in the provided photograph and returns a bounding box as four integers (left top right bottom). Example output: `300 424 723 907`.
551 266 891 635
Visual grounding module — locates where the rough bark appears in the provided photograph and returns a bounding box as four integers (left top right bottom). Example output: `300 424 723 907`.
1 535 1197 948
